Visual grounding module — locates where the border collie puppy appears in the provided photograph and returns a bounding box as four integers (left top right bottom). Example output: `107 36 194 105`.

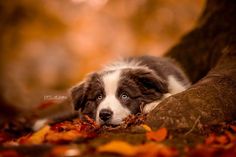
70 56 191 126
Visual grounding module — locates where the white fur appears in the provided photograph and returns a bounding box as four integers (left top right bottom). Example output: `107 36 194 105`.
143 93 171 113
33 118 48 131
104 60 149 71
167 75 187 94
143 100 162 113
96 70 131 125
96 72 188 122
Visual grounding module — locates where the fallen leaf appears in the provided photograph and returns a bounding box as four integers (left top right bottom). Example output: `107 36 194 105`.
97 140 138 156
205 134 216 145
45 130 82 143
225 131 236 142
230 125 236 132
215 135 229 145
51 146 68 155
18 134 32 144
137 142 178 157
146 127 168 142
187 144 217 157
50 145 80 157
184 146 190 153
98 141 177 157
0 132 11 144
26 125 50 144
141 124 152 132
0 150 21 157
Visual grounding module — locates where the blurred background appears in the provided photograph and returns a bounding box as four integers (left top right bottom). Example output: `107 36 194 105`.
0 0 204 114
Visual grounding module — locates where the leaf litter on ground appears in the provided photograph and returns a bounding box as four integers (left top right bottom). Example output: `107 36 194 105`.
0 114 236 157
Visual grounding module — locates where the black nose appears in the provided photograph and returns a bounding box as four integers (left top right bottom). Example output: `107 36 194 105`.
99 109 113 122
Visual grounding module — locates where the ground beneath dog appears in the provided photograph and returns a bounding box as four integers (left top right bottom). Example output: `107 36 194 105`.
1 113 236 157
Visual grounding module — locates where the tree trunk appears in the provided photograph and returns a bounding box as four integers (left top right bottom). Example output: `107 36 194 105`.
0 95 19 122
146 0 236 131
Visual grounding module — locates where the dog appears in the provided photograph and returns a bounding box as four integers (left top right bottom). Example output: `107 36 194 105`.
70 56 190 126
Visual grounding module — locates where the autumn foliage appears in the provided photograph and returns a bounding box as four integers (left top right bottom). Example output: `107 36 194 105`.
1 115 236 157
1 0 236 157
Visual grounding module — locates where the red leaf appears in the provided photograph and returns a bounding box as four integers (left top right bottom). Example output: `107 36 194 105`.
146 127 168 142
230 125 236 132
205 134 216 145
0 132 11 144
0 150 21 157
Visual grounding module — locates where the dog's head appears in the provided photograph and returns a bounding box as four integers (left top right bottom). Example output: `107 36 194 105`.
70 68 168 125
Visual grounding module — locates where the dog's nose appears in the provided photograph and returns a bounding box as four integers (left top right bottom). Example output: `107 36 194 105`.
99 109 113 122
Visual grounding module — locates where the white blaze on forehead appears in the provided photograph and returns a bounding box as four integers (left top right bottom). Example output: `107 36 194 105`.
103 70 121 95
104 59 149 71
96 70 131 125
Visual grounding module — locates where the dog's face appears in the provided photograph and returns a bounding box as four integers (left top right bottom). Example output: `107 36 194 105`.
70 68 168 125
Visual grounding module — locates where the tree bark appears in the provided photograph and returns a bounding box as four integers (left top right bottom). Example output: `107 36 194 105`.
146 0 236 131
0 95 19 122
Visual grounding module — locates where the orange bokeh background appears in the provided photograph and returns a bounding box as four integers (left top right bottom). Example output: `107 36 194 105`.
0 0 205 109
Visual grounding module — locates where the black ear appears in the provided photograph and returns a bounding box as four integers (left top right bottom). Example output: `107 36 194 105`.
133 69 168 93
70 82 87 111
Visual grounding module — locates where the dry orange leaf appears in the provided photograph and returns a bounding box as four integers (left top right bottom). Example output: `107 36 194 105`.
51 146 69 155
137 142 178 157
205 134 216 145
97 140 138 156
50 146 80 157
97 141 176 157
215 135 229 145
225 131 236 142
26 125 50 144
146 127 168 142
141 124 152 132
45 130 82 143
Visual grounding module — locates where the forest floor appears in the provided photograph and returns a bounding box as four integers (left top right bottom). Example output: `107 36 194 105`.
0 111 236 157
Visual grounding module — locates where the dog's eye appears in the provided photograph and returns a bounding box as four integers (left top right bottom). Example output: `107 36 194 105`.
96 94 103 100
121 93 129 100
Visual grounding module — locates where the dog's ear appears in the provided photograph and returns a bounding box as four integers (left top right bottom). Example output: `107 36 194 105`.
69 72 100 111
70 82 87 111
132 69 168 93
